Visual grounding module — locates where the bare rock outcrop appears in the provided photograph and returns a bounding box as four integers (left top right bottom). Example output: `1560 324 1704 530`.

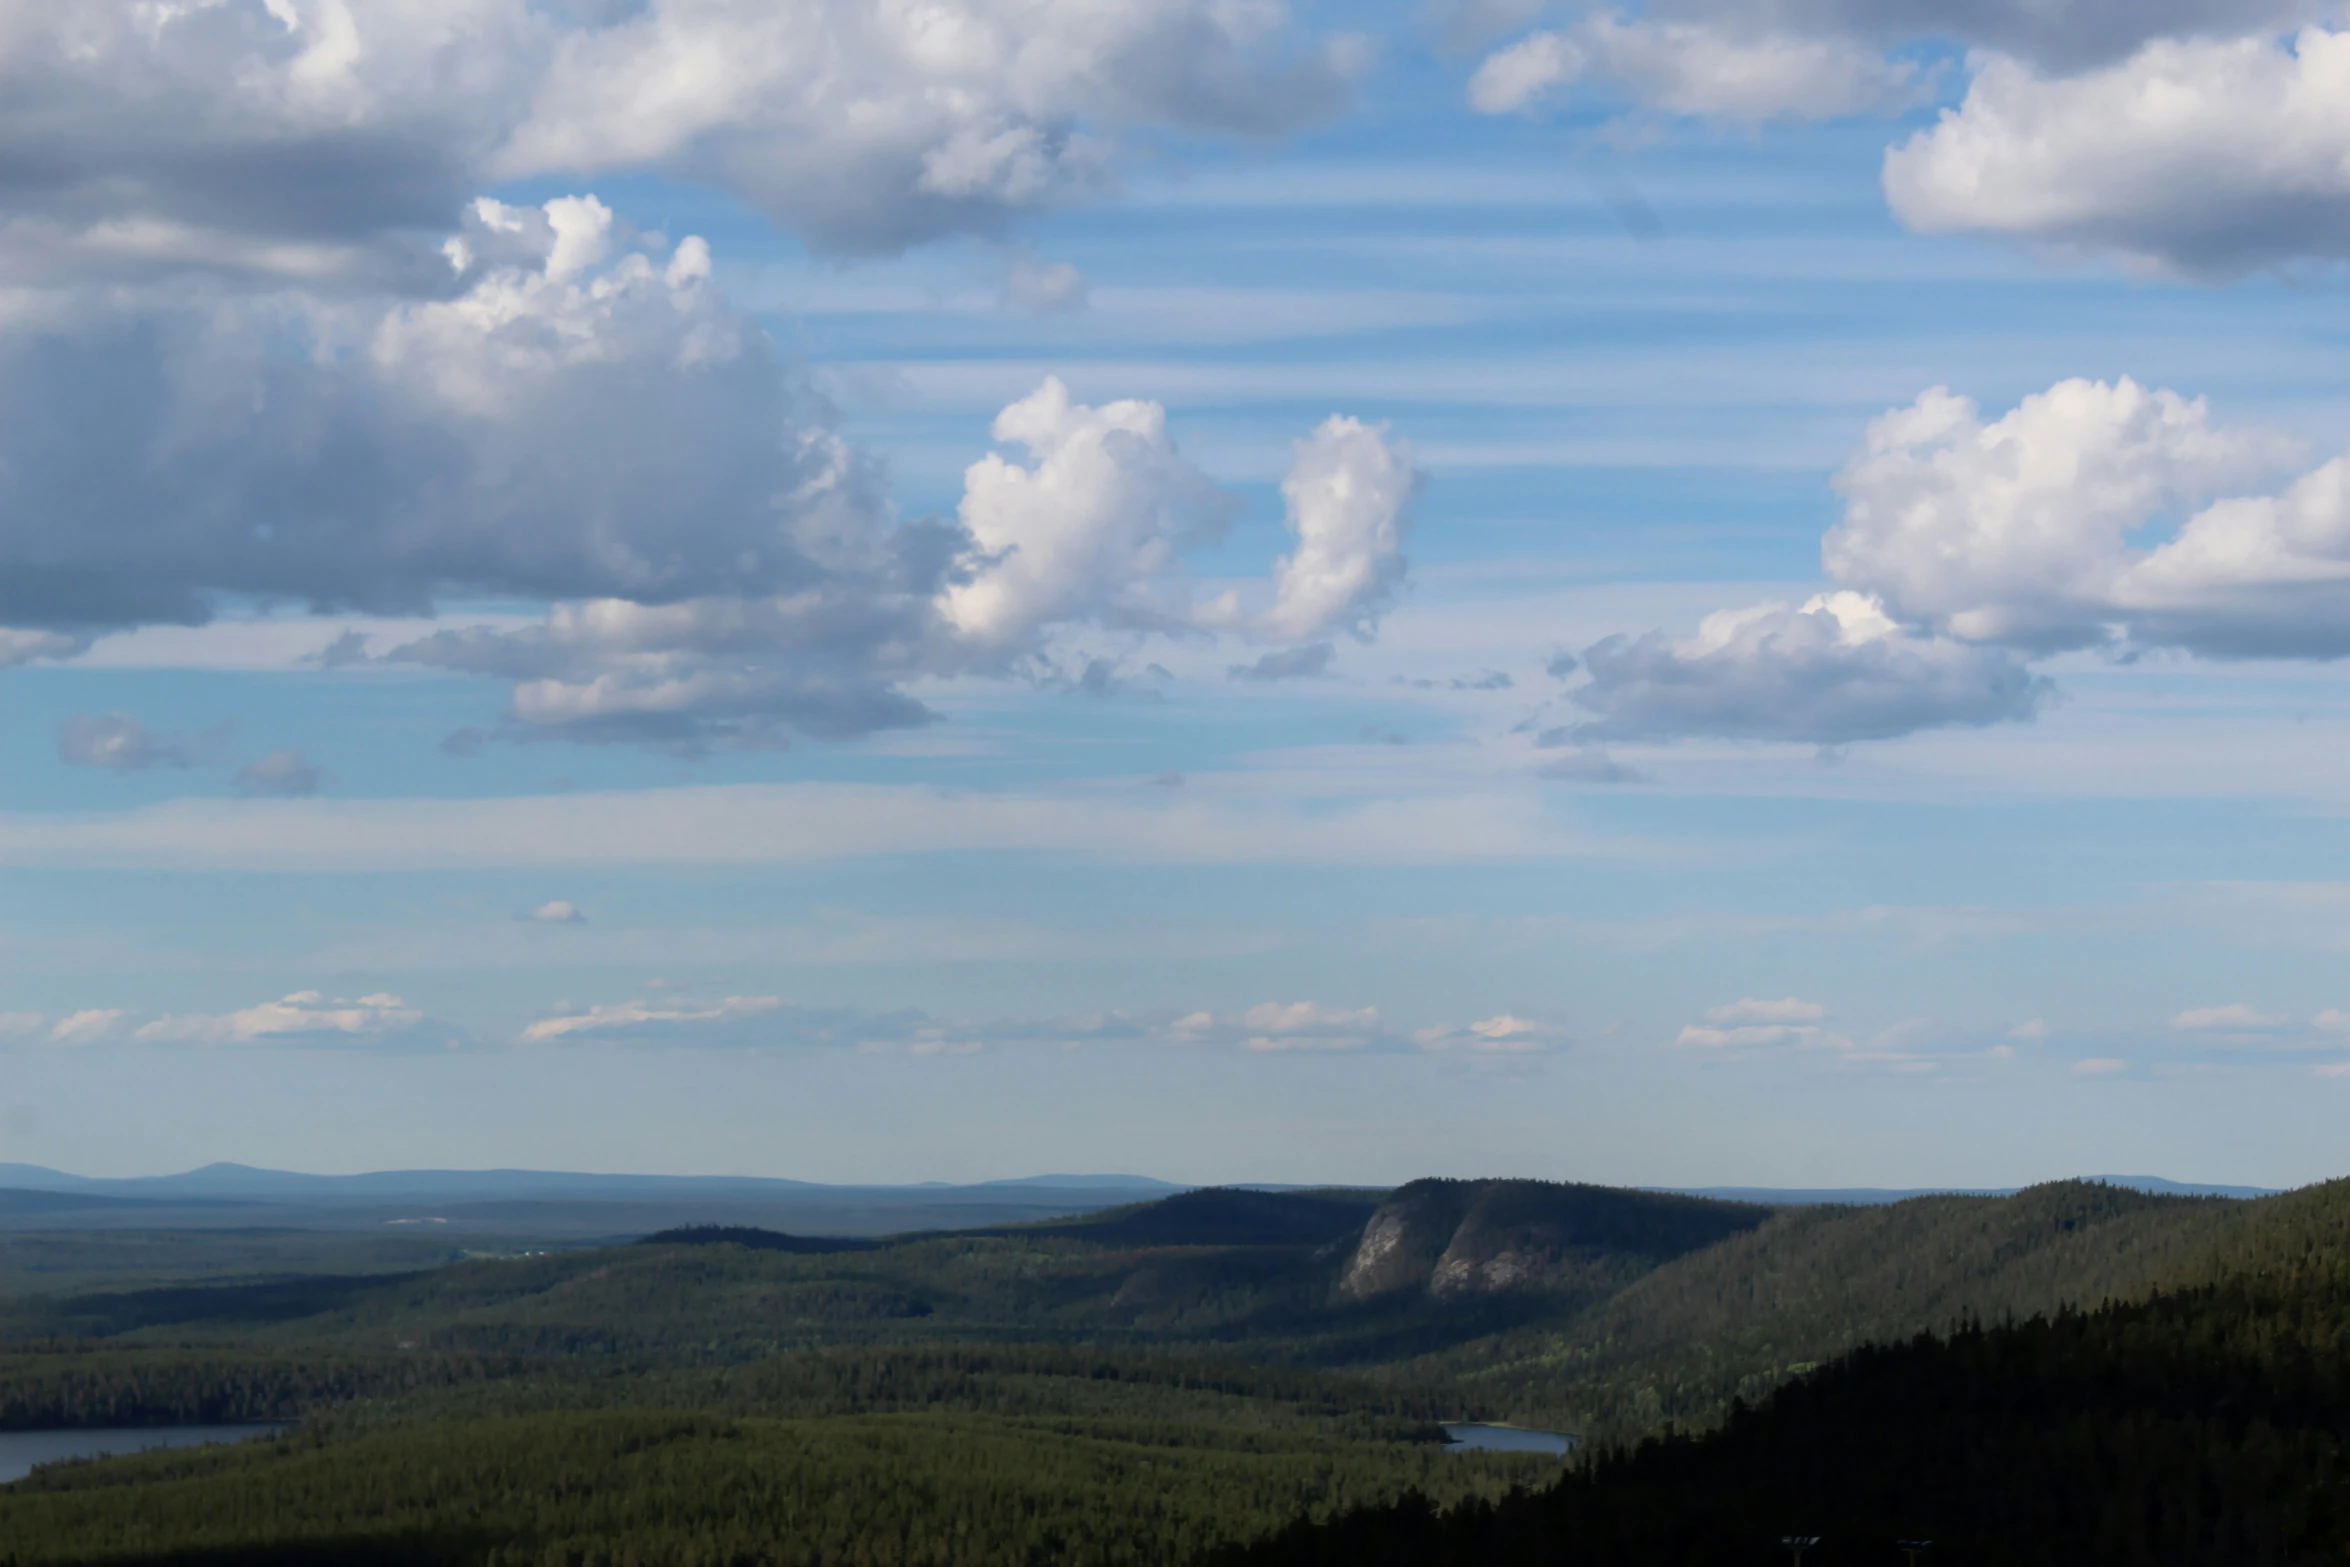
1337 1178 1770 1303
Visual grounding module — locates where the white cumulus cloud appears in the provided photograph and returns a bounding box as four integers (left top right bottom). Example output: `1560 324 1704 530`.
942 377 1232 656
1885 27 2350 277
1469 12 1927 122
1258 416 1421 645
1567 590 2046 744
1164 1001 1389 1052
0 0 1362 283
1829 379 2350 661
1414 1013 1568 1053
1554 371 2350 748
2171 1003 2289 1030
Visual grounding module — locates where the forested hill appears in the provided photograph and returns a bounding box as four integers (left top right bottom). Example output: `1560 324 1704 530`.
1208 1176 2350 1567
1425 1177 2247 1438
0 1178 2262 1430
1335 1179 1768 1302
0 1174 2322 1567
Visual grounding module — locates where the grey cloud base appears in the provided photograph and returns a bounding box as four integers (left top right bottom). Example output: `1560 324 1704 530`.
1567 604 2048 746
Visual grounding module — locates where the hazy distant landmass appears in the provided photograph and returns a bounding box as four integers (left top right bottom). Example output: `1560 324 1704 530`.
0 1164 1191 1239
1670 1174 2278 1205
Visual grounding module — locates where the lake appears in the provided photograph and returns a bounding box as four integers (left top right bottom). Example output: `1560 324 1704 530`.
1443 1422 1577 1455
0 1425 285 1485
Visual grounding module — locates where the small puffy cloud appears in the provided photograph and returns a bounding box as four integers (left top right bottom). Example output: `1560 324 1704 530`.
1469 13 1927 122
1469 30 1585 113
133 992 457 1050
1415 1013 1567 1053
1672 1020 1845 1051
1568 591 2048 745
2171 1003 2289 1031
2315 1009 2350 1033
522 994 787 1044
236 750 324 797
1707 996 1829 1024
1671 996 1855 1052
2073 1056 2130 1076
1258 416 1421 645
1000 250 1089 313
1166 1001 1388 1053
527 900 587 924
0 993 470 1052
1229 642 1336 682
2009 1018 2052 1040
59 714 191 772
520 994 990 1053
1884 28 2350 278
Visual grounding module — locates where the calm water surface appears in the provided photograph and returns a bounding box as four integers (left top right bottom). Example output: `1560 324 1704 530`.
1443 1422 1576 1455
0 1426 285 1484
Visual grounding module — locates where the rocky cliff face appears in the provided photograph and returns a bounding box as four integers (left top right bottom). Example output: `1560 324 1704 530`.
1336 1182 1475 1299
1336 1178 1769 1302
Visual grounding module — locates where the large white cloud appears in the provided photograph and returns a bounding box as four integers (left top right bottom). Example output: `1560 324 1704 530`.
0 0 1361 280
1884 27 2350 276
373 361 1408 748
1824 379 2298 651
1469 4 2350 279
1828 378 2350 659
0 0 541 290
0 198 876 638
500 0 1367 255
0 176 1417 752
0 3 1383 752
1561 374 2350 747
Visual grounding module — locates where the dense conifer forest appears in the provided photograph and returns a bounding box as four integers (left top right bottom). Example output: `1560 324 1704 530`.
1 1175 2344 1564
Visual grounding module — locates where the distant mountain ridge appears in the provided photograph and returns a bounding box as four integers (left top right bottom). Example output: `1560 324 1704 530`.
0 1163 1184 1204
1670 1175 2277 1205
0 1164 2274 1206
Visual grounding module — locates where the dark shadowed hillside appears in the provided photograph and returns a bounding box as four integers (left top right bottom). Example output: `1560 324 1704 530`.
1206 1178 2350 1567
1402 1179 2251 1437
1031 1187 1386 1249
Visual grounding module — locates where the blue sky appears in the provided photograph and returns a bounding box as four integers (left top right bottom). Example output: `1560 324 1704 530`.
8 0 2350 1185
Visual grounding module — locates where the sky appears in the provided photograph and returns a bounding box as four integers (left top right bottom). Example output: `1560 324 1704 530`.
8 0 2350 1187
